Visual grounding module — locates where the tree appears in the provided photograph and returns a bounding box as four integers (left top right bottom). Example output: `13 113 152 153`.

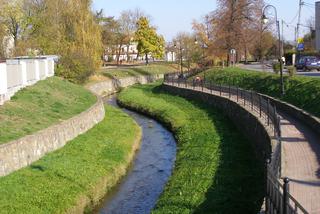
26 0 103 83
118 9 146 62
135 17 164 64
192 14 213 64
173 32 202 70
0 0 26 53
99 16 126 64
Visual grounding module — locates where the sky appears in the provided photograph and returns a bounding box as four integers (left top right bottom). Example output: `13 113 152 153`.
92 0 316 42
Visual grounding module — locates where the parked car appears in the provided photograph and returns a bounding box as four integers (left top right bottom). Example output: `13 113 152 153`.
296 56 320 71
306 60 320 71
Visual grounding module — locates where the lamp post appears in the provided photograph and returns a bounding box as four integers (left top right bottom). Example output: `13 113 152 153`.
262 4 285 96
195 38 207 81
174 42 184 75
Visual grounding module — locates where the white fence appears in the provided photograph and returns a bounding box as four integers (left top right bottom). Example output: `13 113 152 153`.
0 56 56 105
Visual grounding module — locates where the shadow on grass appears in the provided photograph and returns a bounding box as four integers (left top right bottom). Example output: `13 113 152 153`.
151 84 265 213
131 67 151 76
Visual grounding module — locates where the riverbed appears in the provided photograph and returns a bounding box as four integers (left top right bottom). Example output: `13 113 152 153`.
94 96 176 214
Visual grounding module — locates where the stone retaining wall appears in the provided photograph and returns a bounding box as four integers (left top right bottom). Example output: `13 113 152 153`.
162 84 273 161
0 97 105 177
88 74 164 96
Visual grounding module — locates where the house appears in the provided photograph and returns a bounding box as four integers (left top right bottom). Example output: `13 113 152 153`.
105 42 176 63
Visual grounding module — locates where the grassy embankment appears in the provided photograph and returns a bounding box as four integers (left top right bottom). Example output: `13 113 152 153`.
0 105 141 213
118 83 264 213
0 77 96 144
88 63 180 84
204 67 320 117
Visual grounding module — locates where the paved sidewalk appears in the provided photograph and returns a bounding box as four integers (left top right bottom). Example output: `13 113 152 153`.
280 112 320 214
165 82 320 213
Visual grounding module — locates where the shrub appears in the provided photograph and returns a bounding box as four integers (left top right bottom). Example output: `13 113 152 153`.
272 62 280 74
287 66 296 77
56 53 95 84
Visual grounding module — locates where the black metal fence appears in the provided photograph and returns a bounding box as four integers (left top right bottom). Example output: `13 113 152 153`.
163 72 308 214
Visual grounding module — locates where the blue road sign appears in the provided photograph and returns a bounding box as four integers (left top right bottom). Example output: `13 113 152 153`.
297 43 304 51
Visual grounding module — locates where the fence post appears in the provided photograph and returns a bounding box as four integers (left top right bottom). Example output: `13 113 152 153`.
265 159 271 214
210 82 212 94
185 78 187 88
259 95 262 117
237 87 239 102
193 79 195 89
267 99 270 126
283 177 290 214
274 107 277 137
277 116 282 138
202 80 204 91
251 91 254 110
278 115 282 178
220 84 222 96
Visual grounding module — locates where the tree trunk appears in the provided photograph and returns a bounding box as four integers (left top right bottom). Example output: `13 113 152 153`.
126 44 130 62
145 53 149 65
244 44 248 64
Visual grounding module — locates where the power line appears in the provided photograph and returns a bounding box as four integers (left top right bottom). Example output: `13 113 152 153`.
288 10 300 25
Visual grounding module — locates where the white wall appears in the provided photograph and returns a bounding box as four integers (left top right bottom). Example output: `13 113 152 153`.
0 56 56 105
0 63 7 105
166 52 176 62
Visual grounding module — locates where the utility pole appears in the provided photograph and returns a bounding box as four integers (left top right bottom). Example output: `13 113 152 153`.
297 0 303 42
281 20 285 57
316 1 320 51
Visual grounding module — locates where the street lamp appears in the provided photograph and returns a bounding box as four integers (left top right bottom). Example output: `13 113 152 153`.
194 38 207 81
262 4 285 96
174 42 184 75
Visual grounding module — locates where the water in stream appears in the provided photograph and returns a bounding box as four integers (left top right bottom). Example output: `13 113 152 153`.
95 96 176 214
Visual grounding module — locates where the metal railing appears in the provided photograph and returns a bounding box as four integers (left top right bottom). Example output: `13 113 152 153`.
163 72 308 214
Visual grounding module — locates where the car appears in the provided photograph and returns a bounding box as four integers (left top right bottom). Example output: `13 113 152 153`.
296 56 320 71
306 60 320 71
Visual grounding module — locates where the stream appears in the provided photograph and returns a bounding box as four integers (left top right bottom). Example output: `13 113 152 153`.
95 95 176 214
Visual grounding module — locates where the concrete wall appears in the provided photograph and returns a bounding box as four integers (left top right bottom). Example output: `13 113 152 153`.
0 57 55 105
88 74 164 96
39 59 48 79
25 59 40 85
162 84 274 162
0 97 105 177
0 63 7 104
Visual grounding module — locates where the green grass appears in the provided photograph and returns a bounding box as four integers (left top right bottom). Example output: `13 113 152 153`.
204 67 320 117
100 63 178 79
0 77 96 144
118 83 264 213
0 105 141 214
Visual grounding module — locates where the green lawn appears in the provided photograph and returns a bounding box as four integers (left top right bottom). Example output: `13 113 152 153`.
0 77 96 144
99 63 178 79
118 83 264 213
204 67 320 118
0 105 141 214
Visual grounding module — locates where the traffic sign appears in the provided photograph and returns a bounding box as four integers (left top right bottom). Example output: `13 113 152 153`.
297 43 304 51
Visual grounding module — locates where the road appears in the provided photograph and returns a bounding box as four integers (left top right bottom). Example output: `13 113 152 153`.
239 63 320 77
